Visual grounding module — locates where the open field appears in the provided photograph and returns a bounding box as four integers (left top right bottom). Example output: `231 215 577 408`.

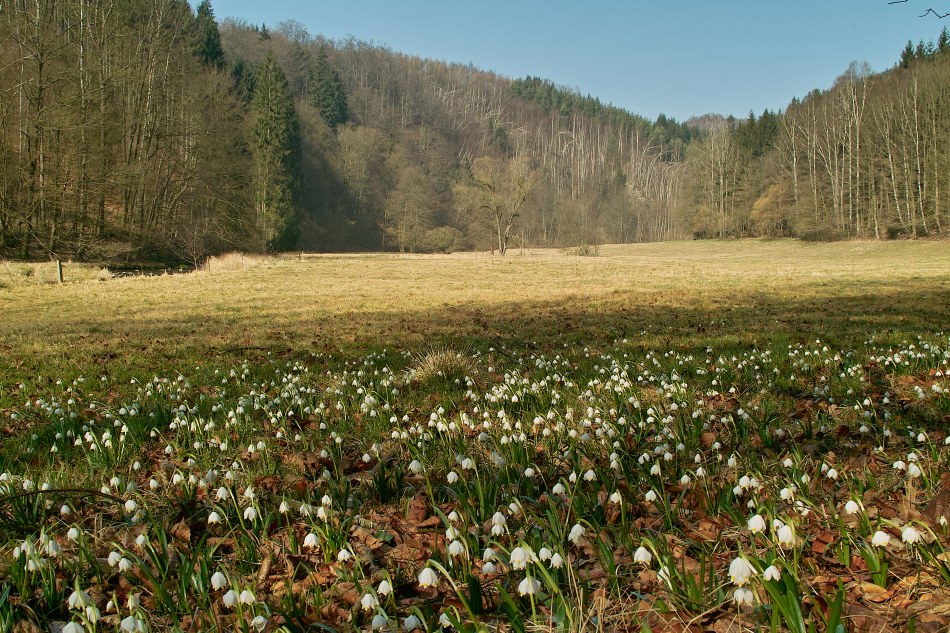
1 240 950 632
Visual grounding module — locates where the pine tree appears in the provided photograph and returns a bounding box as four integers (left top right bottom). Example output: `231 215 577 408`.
309 47 349 128
900 40 915 68
194 0 225 68
938 27 949 54
252 54 302 251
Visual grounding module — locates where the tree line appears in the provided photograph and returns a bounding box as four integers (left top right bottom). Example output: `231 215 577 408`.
1 2 946 264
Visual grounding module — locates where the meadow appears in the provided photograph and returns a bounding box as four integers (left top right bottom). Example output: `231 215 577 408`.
1 240 949 632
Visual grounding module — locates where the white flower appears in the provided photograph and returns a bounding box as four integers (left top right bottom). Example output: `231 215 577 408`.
609 490 623 504
62 624 85 633
892 460 906 471
447 471 459 483
871 530 891 547
403 614 422 631
902 526 922 544
337 549 352 562
907 462 922 478
124 499 138 513
118 557 133 572
728 557 756 586
67 527 80 541
747 514 766 534
448 540 465 557
222 589 238 608
550 552 564 568
371 615 389 630
208 511 222 524
378 579 393 596
826 468 838 480
408 460 423 474
763 565 781 581
482 560 496 573
518 576 541 596
568 523 586 545
524 467 535 478
120 615 144 632
211 571 228 590
776 524 795 547
304 533 319 549
279 500 290 513
583 469 596 482
552 482 566 494
360 592 378 611
733 587 755 605
510 547 528 569
633 546 652 565
240 589 256 605
108 551 122 567
644 490 657 503
251 615 268 632
67 588 92 609
418 567 439 588
243 506 257 521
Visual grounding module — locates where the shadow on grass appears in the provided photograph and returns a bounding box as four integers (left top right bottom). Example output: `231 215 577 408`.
3 283 948 384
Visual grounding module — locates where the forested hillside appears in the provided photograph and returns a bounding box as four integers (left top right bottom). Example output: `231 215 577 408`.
1 1 947 264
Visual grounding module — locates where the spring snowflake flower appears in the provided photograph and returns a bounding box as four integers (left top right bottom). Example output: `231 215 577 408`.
763 565 781 581
518 576 541 596
871 530 890 547
211 571 228 590
634 546 653 565
733 587 755 605
448 540 466 557
360 593 377 611
568 524 586 544
61 623 85 633
337 549 352 562
510 547 529 570
208 511 222 524
371 615 389 631
747 515 766 534
447 471 459 483
583 469 596 481
243 506 257 521
378 579 393 596
304 533 319 548
644 490 658 503
552 482 566 494
408 460 424 474
251 615 268 632
279 500 290 513
482 560 497 573
609 491 623 504
67 588 92 609
729 557 756 586
907 462 923 479
418 566 439 588
403 614 422 631
902 526 922 544
776 523 795 547
222 589 238 608
550 552 564 568
844 500 860 515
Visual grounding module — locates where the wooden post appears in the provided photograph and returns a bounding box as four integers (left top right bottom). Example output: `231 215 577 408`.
56 260 63 283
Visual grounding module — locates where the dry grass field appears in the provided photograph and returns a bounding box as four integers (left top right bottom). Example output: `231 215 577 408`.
2 239 950 632
2 240 949 383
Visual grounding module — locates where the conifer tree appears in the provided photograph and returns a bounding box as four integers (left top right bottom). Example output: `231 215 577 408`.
309 47 349 128
252 54 302 251
194 0 225 68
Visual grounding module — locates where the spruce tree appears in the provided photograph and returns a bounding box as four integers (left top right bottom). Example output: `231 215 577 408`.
252 54 302 251
194 0 225 68
309 47 349 128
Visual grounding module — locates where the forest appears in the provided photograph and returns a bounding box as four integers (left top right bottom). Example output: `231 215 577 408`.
1 0 948 264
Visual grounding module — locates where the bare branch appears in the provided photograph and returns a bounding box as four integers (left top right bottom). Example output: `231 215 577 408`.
920 8 950 17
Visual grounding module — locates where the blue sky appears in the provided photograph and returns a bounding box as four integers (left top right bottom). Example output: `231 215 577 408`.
198 0 946 121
